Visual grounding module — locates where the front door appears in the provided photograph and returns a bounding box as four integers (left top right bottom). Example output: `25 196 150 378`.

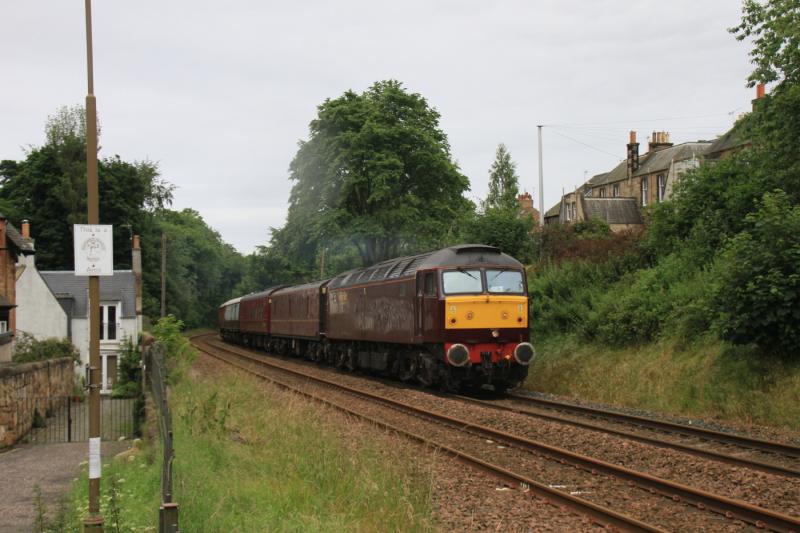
102 353 118 393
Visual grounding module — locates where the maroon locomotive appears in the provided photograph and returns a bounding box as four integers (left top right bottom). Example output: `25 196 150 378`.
218 244 534 391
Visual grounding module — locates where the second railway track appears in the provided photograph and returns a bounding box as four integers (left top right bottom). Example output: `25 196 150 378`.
191 333 800 533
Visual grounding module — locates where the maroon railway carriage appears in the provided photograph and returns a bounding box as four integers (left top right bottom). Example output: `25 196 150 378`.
218 244 534 391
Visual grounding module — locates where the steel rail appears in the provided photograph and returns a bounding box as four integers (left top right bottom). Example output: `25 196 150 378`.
197 335 800 533
192 336 665 533
508 393 800 459
454 395 800 479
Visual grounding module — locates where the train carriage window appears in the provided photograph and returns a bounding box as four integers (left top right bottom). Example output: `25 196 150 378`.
423 272 437 296
486 270 525 294
442 269 482 294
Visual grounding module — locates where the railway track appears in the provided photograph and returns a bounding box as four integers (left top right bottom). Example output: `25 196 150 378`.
507 393 800 460
191 333 800 532
456 394 800 479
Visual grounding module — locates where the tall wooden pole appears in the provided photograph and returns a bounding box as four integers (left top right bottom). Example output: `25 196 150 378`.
83 1 104 531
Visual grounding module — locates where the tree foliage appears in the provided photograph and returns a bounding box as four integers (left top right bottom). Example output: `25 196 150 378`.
282 80 471 267
730 0 800 87
0 105 242 328
711 191 800 354
484 144 520 210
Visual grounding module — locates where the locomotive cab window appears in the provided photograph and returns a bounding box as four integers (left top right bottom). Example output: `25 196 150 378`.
486 269 525 294
442 269 482 294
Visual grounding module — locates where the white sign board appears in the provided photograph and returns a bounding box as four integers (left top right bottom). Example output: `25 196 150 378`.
74 224 113 276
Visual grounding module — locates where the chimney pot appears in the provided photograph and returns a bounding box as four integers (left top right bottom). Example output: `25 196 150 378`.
756 83 766 99
629 131 637 144
133 234 141 250
21 219 30 239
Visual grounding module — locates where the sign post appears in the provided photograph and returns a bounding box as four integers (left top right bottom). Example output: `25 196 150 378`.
82 2 104 530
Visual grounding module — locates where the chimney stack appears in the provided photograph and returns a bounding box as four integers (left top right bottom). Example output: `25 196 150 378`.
753 83 766 110
21 220 30 239
627 131 640 178
648 131 673 152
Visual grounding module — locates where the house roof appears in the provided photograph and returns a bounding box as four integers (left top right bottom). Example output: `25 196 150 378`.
706 125 748 157
589 142 711 187
544 202 561 218
39 270 137 319
582 197 643 225
0 215 35 255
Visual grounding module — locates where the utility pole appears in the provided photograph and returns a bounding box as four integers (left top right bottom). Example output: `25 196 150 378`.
160 231 167 318
83 1 103 531
537 125 545 258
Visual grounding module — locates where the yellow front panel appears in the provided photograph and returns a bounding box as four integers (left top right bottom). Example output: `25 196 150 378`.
444 295 528 329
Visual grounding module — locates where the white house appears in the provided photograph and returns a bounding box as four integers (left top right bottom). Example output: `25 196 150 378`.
15 222 69 341
41 270 140 393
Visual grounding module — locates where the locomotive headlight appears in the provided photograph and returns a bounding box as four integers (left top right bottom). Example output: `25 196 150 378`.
513 342 536 365
446 344 470 367
491 329 500 338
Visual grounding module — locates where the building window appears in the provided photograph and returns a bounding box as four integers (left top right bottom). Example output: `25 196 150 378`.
599 188 606 198
641 178 648 207
657 174 666 202
100 304 118 341
612 184 620 197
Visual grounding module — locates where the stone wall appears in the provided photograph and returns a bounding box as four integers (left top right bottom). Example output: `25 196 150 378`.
0 357 74 447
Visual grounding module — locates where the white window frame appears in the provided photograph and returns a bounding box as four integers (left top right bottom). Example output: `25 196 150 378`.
612 184 620 197
99 302 122 343
657 174 666 202
641 178 649 206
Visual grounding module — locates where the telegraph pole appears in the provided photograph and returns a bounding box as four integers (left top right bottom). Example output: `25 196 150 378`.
537 125 545 257
83 1 104 531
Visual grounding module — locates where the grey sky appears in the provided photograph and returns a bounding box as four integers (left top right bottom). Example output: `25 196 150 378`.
1 1 753 254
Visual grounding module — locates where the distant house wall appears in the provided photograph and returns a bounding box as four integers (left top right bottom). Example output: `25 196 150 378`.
15 254 68 341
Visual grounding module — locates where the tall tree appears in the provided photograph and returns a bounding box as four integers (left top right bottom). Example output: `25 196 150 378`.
283 80 472 267
484 143 520 211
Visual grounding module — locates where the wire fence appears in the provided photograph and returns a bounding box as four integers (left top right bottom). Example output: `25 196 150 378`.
143 341 179 533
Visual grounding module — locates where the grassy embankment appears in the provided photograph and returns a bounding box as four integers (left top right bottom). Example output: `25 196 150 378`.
524 334 800 431
53 337 434 531
523 252 800 431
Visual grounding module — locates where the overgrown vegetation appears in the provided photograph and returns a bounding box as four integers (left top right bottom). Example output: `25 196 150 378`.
12 333 79 364
530 0 800 360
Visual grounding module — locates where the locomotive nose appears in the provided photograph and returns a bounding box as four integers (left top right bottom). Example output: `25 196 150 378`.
513 342 536 365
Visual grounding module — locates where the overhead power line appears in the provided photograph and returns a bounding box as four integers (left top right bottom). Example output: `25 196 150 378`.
547 128 623 160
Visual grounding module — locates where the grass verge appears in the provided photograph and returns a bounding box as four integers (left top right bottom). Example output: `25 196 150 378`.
60 356 435 532
524 334 800 431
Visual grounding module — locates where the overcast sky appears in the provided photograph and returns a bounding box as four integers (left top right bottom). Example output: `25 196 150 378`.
1 1 755 254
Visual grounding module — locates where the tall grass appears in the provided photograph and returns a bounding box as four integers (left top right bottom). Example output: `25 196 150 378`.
172 369 434 532
524 334 800 430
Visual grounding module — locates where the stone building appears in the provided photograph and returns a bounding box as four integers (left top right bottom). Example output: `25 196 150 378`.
585 132 711 207
0 215 34 362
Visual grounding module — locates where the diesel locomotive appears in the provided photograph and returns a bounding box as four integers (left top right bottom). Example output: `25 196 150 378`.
218 244 535 391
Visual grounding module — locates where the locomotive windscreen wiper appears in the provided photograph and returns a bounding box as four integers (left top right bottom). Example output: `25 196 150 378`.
456 267 480 282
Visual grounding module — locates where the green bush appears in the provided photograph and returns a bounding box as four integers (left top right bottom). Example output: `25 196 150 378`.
112 336 141 398
12 333 79 364
710 190 800 357
463 206 535 262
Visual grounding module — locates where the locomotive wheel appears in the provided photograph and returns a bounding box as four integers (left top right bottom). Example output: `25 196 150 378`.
397 353 417 382
416 353 438 387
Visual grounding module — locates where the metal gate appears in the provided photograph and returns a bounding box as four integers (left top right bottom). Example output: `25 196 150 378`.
7 396 137 444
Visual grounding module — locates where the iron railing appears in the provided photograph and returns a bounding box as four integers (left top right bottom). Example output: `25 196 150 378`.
143 342 179 533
